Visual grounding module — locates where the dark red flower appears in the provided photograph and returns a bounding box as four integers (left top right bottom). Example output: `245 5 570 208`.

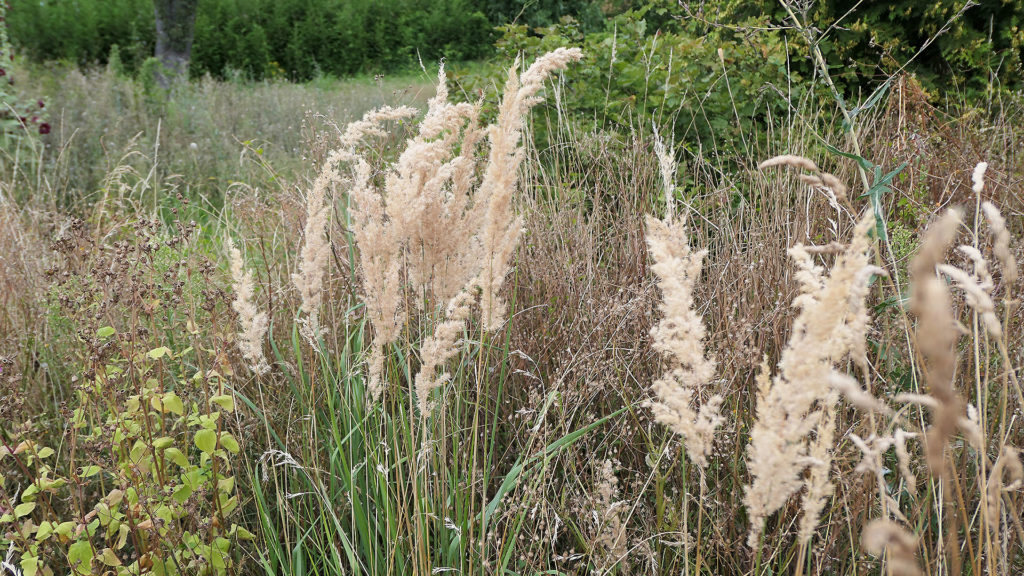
39 123 51 135
0 69 6 77
38 100 45 108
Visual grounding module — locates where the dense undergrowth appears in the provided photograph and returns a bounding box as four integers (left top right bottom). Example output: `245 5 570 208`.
2 5 1024 576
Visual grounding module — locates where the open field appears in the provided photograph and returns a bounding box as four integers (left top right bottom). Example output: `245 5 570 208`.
2 22 1024 576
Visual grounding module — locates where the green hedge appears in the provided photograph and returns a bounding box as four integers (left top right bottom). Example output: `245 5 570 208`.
8 0 494 80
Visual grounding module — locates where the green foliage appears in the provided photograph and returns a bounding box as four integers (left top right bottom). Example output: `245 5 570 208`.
466 10 794 156
707 0 1024 100
10 0 495 80
1 216 249 575
7 0 155 72
0 346 246 576
106 44 126 76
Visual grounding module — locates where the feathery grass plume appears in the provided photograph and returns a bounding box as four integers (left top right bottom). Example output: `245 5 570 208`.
909 209 963 473
797 393 837 545
759 154 848 204
757 154 819 172
341 51 581 406
894 429 919 496
985 446 1023 533
385 62 480 300
475 47 584 331
644 136 721 468
227 237 269 375
982 201 1019 289
744 212 877 547
652 127 677 222
294 105 417 344
938 261 1001 338
862 519 924 576
292 159 335 342
413 289 473 414
349 68 480 400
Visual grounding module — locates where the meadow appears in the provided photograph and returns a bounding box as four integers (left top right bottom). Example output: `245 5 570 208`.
1 8 1024 576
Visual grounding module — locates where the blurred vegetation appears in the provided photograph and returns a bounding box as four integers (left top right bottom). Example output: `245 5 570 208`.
9 0 1022 95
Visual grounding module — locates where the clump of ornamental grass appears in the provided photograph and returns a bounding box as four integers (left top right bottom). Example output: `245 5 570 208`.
645 132 722 469
744 156 883 548
329 49 582 409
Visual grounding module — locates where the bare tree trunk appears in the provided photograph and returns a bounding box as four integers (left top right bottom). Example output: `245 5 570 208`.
153 0 198 88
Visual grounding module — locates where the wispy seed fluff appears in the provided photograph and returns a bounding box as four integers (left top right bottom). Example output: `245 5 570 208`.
292 105 418 344
645 138 721 469
909 209 964 473
862 519 924 576
744 212 879 547
416 48 584 411
475 47 584 331
981 199 1019 290
227 237 270 375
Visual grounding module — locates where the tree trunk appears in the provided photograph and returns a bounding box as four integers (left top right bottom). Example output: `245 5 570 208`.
153 0 198 87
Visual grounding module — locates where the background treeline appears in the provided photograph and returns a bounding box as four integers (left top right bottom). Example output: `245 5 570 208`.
8 0 1024 92
7 0 601 79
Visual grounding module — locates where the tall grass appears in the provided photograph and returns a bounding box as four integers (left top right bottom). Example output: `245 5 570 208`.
2 42 1023 576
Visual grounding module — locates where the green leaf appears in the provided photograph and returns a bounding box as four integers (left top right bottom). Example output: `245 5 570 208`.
36 447 55 459
210 394 235 412
20 554 39 576
96 326 116 339
194 429 217 455
100 547 122 566
217 476 235 494
164 447 188 467
230 524 255 540
81 465 102 477
54 521 76 537
819 139 874 173
15 502 36 517
220 433 240 454
146 346 173 360
35 521 54 541
153 436 174 450
68 541 93 570
162 392 184 415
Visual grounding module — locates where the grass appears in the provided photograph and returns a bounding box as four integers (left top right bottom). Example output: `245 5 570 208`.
1 46 1023 576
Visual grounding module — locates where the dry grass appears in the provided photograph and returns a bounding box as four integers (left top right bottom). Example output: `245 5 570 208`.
2 51 1024 576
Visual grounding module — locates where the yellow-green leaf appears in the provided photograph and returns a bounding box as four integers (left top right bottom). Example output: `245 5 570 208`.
80 465 102 477
54 521 76 538
146 347 173 360
15 502 36 517
194 429 217 455
100 547 122 566
220 433 239 454
163 447 188 467
152 436 174 450
209 394 235 412
35 521 54 541
162 392 184 415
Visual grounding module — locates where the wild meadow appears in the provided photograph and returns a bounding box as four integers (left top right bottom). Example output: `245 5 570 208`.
1 2 1023 575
